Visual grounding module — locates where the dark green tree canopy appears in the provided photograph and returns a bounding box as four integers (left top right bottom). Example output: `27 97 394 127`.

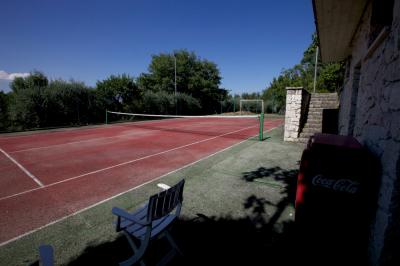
7 72 97 129
0 91 11 130
138 49 225 113
95 74 139 112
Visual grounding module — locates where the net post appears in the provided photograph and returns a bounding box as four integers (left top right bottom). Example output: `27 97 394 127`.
105 110 108 125
259 112 264 141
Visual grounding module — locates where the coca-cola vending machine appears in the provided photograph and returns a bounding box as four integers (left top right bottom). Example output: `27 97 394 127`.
295 133 379 265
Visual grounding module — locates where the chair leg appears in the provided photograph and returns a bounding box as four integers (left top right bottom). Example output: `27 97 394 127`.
165 231 183 256
156 249 177 266
120 231 148 266
155 231 182 266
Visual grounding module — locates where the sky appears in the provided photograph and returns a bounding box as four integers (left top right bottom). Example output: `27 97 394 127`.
0 0 315 95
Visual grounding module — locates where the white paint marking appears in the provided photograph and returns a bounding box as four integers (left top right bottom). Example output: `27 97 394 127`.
0 148 44 187
10 130 160 153
0 122 135 141
0 124 256 201
9 116 252 153
9 118 181 153
0 125 282 247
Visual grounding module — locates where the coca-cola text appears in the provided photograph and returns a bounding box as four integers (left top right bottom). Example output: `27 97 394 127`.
311 175 360 194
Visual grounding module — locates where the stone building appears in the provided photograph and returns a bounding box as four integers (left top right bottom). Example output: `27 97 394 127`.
313 0 400 265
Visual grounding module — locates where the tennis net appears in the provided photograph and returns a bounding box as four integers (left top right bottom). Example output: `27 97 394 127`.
105 111 265 141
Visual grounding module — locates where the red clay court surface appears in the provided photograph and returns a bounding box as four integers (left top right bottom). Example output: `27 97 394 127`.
0 117 283 245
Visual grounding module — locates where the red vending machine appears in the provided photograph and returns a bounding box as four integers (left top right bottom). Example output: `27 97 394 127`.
295 133 379 265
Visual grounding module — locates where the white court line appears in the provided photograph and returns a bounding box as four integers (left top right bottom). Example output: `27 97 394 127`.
0 148 44 187
0 125 114 140
0 124 282 247
0 124 257 202
9 117 249 153
0 118 170 142
10 129 161 153
9 118 185 153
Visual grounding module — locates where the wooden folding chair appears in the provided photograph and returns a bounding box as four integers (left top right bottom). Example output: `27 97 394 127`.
112 179 185 266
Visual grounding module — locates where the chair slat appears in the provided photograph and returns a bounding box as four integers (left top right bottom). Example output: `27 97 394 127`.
112 179 185 266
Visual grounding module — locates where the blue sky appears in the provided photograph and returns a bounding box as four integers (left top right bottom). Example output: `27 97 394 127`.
0 0 315 94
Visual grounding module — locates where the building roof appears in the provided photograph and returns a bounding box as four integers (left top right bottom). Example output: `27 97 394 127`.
312 0 368 62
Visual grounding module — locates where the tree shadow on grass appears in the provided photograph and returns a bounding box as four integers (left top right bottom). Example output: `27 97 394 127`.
67 166 298 265
67 209 296 266
171 213 295 265
242 166 298 205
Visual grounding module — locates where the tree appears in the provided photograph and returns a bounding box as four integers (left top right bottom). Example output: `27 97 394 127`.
241 92 261 99
0 91 11 131
299 33 345 92
262 74 293 114
141 91 201 115
95 74 139 112
138 50 224 114
45 79 96 126
8 72 99 129
9 71 49 128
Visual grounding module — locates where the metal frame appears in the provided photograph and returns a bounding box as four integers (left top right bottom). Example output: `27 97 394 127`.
239 99 264 115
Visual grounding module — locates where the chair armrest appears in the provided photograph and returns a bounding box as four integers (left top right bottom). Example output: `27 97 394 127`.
112 207 151 226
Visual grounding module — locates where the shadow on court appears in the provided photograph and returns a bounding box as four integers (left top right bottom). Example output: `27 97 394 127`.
67 166 298 265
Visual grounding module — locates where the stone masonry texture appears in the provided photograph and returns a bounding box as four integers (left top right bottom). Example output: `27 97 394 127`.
338 1 400 265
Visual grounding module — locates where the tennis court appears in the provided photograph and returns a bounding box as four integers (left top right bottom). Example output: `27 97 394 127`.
0 114 283 245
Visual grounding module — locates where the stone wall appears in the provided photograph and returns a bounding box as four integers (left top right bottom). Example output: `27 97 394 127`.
284 87 307 141
338 1 400 265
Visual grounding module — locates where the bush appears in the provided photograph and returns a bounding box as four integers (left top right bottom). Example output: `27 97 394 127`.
142 91 201 115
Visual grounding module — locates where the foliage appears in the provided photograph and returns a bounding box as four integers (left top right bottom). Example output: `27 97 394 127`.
6 72 98 130
262 70 299 114
262 33 345 113
2 50 225 131
0 91 11 130
241 92 261 99
141 91 201 115
142 90 174 114
44 80 96 126
9 71 49 128
176 92 202 115
95 74 139 112
138 49 225 114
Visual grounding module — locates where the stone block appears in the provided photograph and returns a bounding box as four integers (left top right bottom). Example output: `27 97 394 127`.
389 85 400 111
369 208 389 265
381 140 400 179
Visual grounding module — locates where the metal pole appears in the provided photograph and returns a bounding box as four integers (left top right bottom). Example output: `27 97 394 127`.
259 112 264 141
313 46 319 93
262 101 264 114
174 54 177 115
105 110 108 124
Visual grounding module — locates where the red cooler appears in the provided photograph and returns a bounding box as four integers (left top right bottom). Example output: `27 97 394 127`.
295 133 379 265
